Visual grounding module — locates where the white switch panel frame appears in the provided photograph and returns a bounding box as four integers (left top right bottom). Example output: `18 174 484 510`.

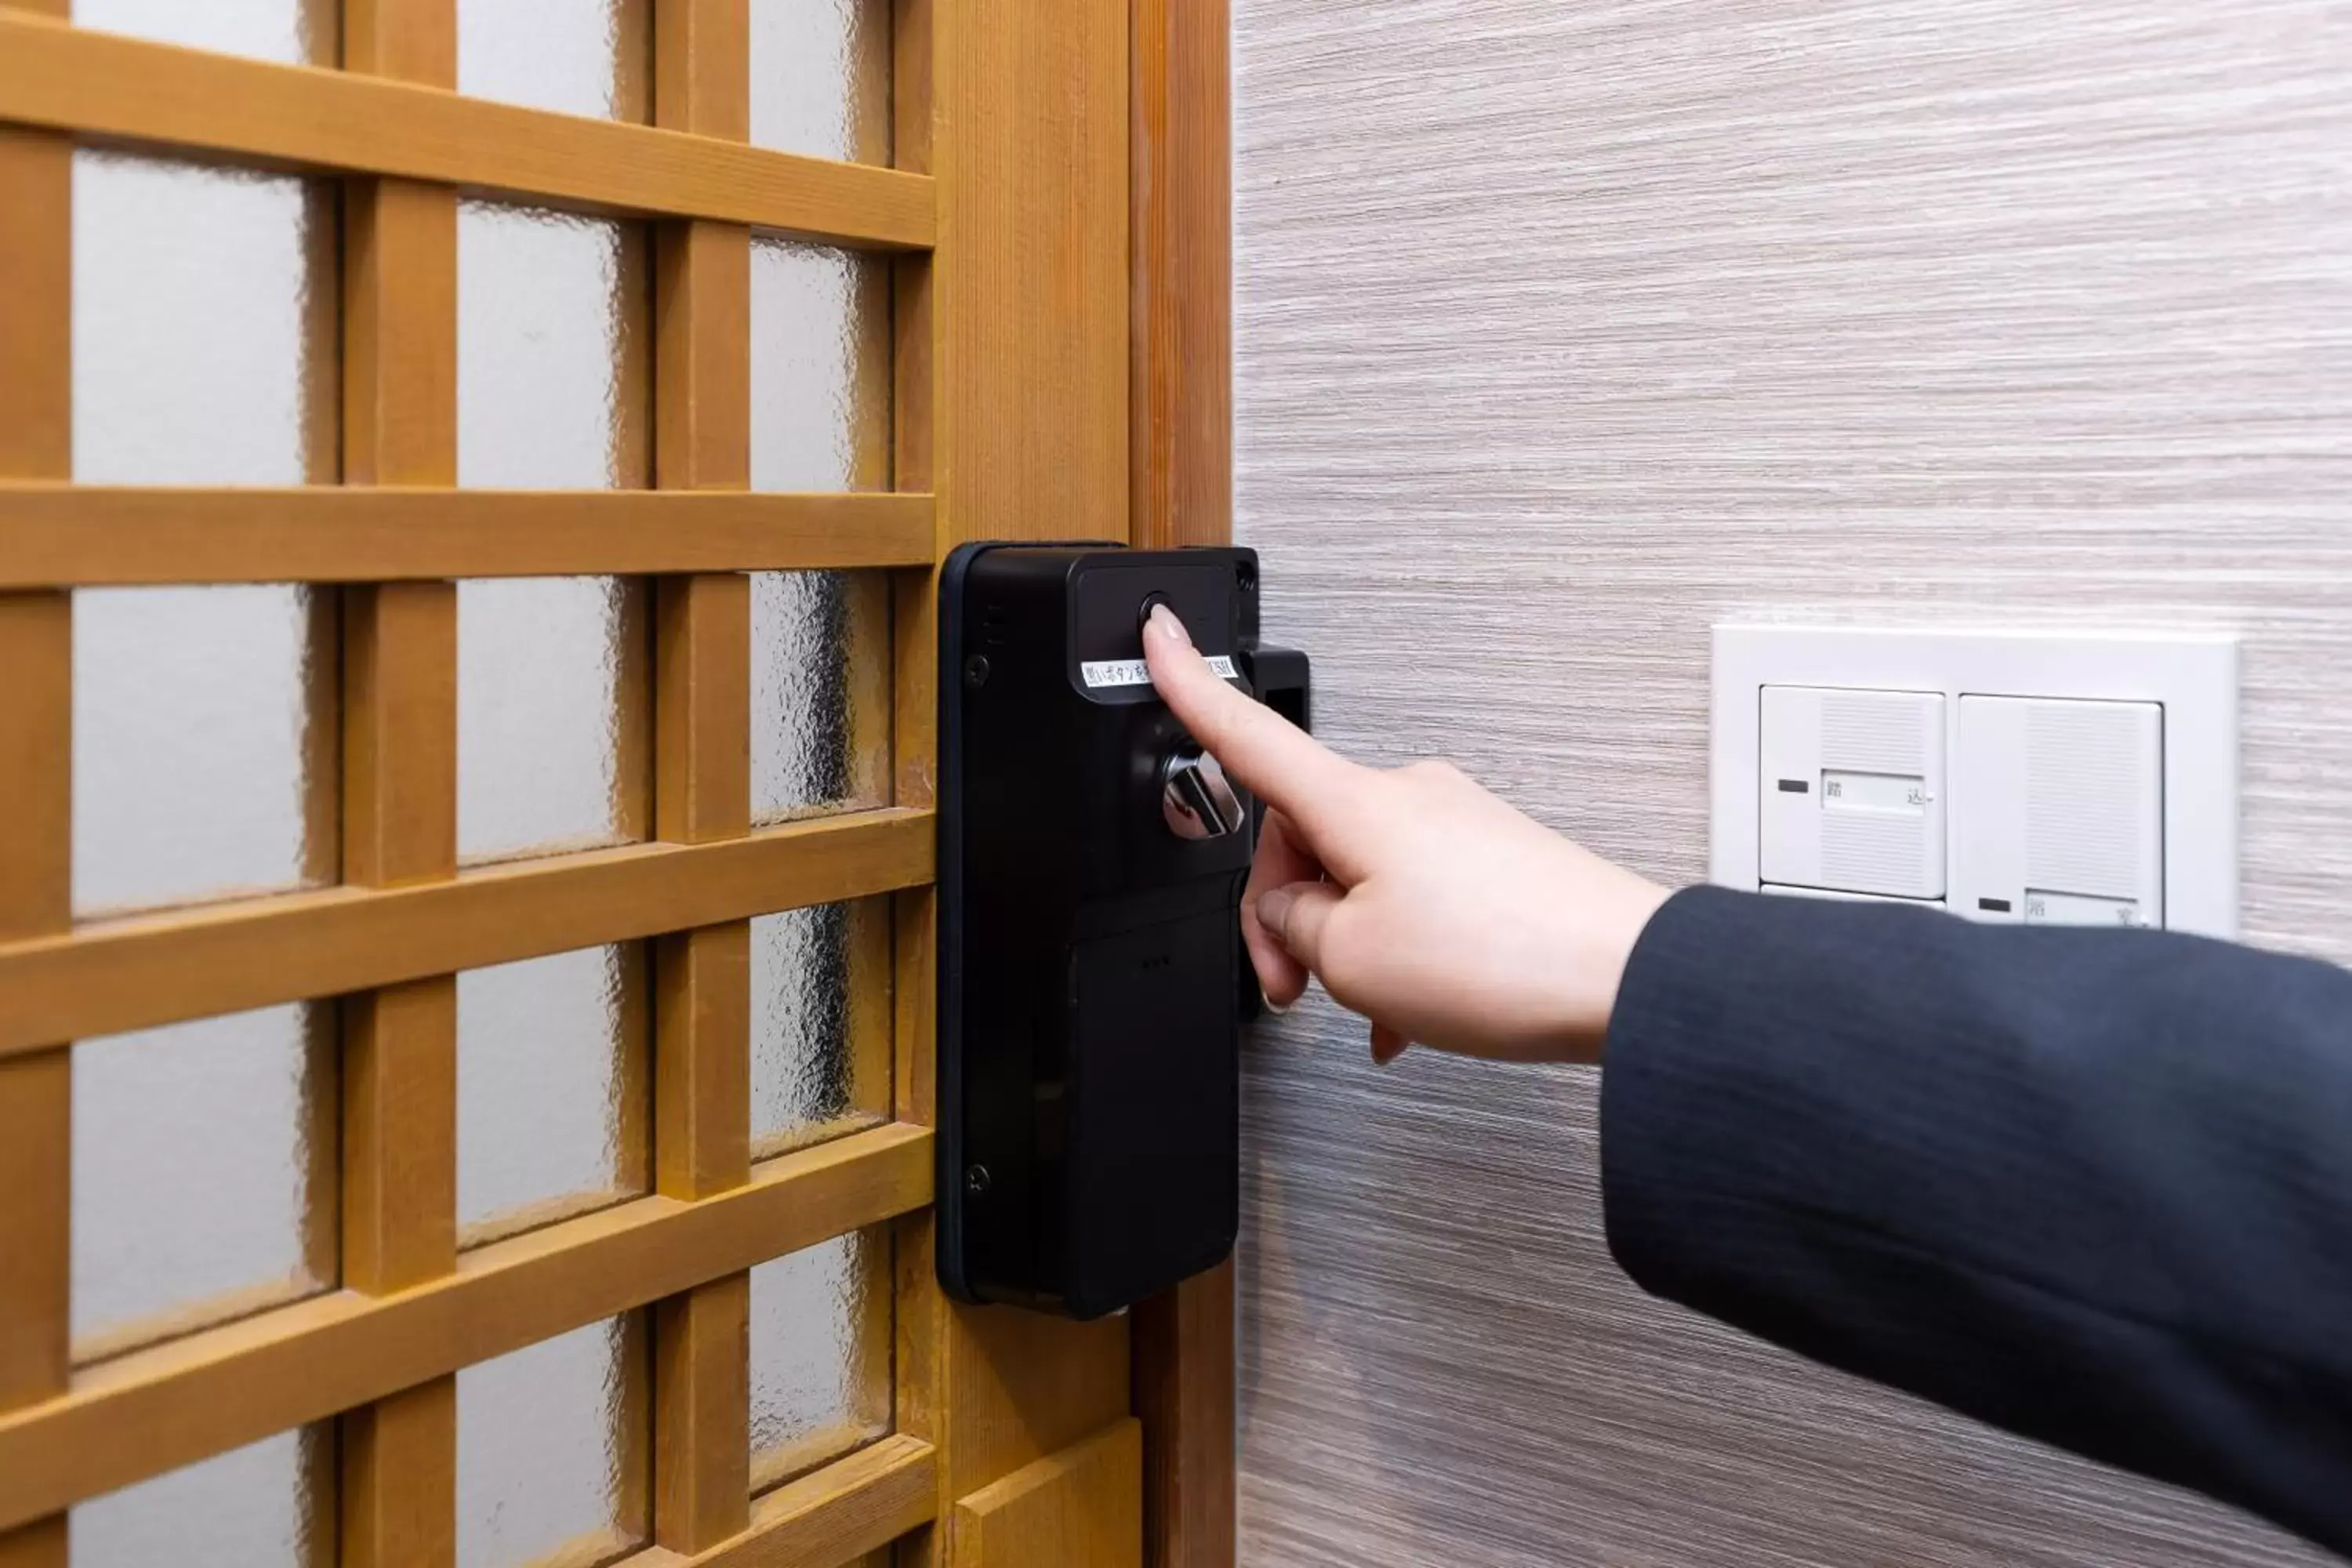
1711 626 2238 938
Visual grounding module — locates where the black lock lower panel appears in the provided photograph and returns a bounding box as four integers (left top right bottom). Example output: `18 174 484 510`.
937 542 1259 1319
1062 907 1240 1316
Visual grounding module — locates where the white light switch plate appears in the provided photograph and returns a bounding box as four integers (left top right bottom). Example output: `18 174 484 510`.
1711 626 2238 938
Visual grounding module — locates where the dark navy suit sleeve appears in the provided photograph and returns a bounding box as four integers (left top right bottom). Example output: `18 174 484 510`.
1601 885 2352 1559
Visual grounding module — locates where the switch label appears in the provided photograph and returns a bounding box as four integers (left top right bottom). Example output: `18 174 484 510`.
2024 889 2149 928
1820 770 1930 814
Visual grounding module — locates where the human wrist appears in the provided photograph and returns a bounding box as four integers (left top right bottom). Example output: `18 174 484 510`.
1547 872 1672 1065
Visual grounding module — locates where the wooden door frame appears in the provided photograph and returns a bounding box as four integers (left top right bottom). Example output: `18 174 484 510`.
0 0 1236 1560
1131 1 1240 1565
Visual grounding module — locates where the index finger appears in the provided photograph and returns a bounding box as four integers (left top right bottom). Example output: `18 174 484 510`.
1142 604 1365 836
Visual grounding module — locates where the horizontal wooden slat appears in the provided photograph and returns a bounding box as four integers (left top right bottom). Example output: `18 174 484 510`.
0 485 935 586
625 1435 939 1568
0 808 932 1055
0 1122 933 1530
0 13 933 247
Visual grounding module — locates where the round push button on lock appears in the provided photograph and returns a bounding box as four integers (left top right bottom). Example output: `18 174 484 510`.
1137 592 1173 637
1160 742 1244 840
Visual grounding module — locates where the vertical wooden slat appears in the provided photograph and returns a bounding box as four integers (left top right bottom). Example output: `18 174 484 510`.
1130 0 1232 554
339 3 461 1566
1131 1262 1233 1568
1129 2 1238 1563
898 0 1140 1561
299 172 347 897
651 0 754 1553
0 602 68 1568
0 2 73 1554
890 1 946 1561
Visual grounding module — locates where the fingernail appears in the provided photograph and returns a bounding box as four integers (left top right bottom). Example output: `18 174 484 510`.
1147 602 1192 648
1256 885 1295 938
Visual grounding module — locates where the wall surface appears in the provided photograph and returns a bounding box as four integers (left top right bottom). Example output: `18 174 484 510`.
1231 2 2352 1563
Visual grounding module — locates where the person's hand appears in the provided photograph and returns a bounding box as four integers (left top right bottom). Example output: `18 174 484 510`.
1144 604 1669 1065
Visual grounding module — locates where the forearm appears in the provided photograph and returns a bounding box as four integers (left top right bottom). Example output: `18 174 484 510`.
1601 886 2352 1557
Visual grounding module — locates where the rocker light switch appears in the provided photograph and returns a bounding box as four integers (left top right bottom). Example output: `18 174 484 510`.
1953 696 2163 927
1711 626 2236 937
1759 685 1946 900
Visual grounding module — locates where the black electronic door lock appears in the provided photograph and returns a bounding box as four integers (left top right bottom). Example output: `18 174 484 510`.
937 542 1309 1319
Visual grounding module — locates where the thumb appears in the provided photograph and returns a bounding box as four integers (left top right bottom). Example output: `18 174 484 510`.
1254 881 1342 972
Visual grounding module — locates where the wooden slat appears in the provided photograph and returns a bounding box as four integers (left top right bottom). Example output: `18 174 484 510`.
0 16 71 1559
1130 0 1232 554
340 978 459 1294
0 806 934 1058
0 140 68 485
890 0 949 1548
889 0 948 1559
652 917 753 1204
0 485 934 586
0 1047 67 1419
623 1435 938 1568
0 1121 935 1530
338 0 461 1561
0 593 67 971
339 1379 456 1568
650 0 757 1550
934 0 1128 536
652 230 753 499
950 1420 1143 1568
1129 3 1238 1563
342 579 458 891
0 1024 66 1568
1131 1263 1234 1568
653 1269 751 1554
0 12 933 247
895 0 1140 1560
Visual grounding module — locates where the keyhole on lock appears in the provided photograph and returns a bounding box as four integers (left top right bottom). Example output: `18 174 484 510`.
1160 742 1244 840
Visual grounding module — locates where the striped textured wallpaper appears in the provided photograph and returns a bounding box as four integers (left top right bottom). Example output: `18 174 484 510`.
1231 2 2352 1563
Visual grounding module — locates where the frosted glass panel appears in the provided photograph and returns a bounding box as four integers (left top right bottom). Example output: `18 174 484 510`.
458 201 636 490
752 902 884 1157
457 200 644 862
750 572 887 823
71 151 332 916
749 238 891 493
458 577 633 862
75 0 319 67
459 945 643 1246
73 1005 330 1363
459 0 637 120
74 152 328 487
73 588 329 917
71 1428 328 1568
748 1229 891 1492
458 1317 644 1567
749 0 889 163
